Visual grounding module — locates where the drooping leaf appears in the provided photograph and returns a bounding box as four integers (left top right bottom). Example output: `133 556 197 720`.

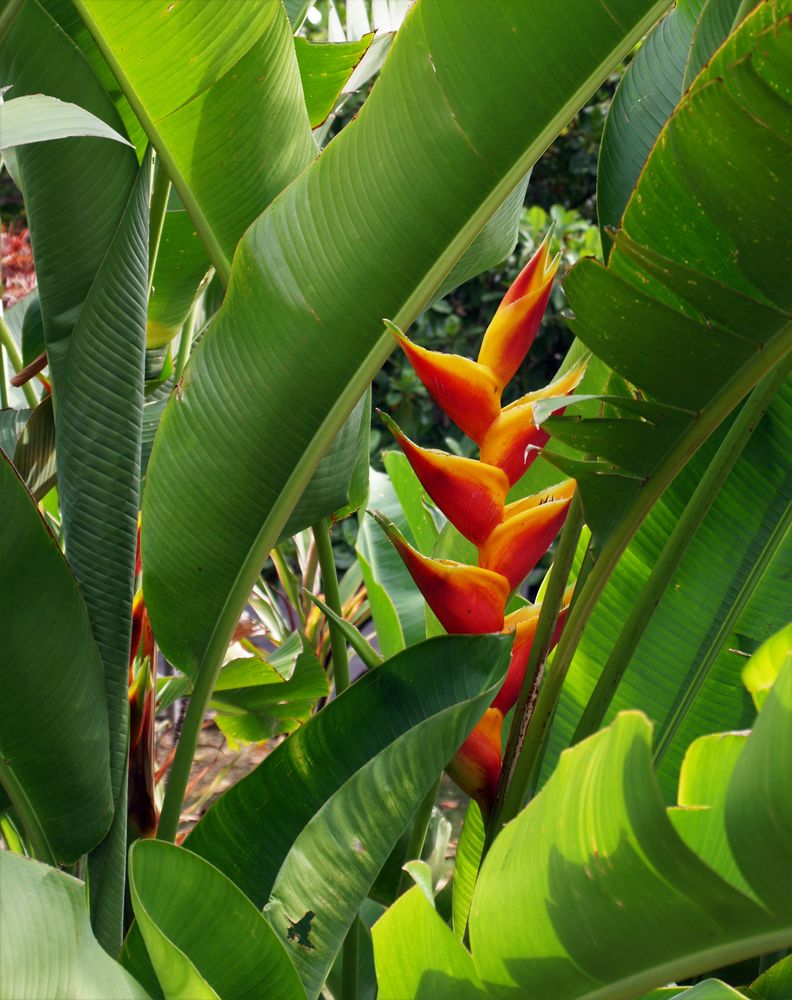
0 0 139 392
0 92 132 148
174 634 510 998
129 840 306 1000
56 151 150 950
0 453 112 862
0 852 149 1000
140 0 672 684
374 649 792 997
74 0 316 280
597 0 703 254
452 799 485 943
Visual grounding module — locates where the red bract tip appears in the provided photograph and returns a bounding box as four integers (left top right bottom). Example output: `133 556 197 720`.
479 361 586 486
479 480 576 591
446 707 504 815
371 511 509 634
380 412 508 545
477 237 559 387
391 327 501 444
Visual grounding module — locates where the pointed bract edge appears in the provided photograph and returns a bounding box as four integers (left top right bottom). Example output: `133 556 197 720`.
479 362 587 486
477 269 556 387
387 322 501 443
370 510 509 634
479 481 575 591
379 411 508 545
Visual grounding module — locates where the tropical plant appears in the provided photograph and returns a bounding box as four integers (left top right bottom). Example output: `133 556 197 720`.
0 0 790 998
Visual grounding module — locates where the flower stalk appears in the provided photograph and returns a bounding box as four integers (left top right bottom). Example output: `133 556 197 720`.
374 238 583 815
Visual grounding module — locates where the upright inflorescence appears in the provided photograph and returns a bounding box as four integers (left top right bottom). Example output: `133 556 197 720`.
373 235 585 814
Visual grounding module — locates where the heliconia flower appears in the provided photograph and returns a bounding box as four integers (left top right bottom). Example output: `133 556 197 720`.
445 707 504 815
130 589 147 674
477 233 559 388
379 410 508 545
386 322 501 444
491 585 575 715
128 656 158 840
478 480 576 591
371 511 509 634
479 361 587 486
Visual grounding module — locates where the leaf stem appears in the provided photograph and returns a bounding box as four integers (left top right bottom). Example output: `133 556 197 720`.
0 314 37 407
398 776 442 897
341 918 360 1000
272 546 305 627
313 517 350 693
173 299 197 382
0 343 8 408
485 493 585 845
0 0 25 42
572 362 791 747
147 154 171 298
0 758 56 865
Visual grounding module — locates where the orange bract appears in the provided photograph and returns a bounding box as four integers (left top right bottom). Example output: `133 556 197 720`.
380 412 508 545
445 707 504 815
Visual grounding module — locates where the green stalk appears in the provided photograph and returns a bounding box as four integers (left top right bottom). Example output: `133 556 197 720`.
157 645 218 842
173 300 198 381
272 546 305 627
397 776 442 897
653 502 792 766
341 918 361 1000
486 334 792 826
573 363 791 746
0 343 8 408
0 0 25 41
147 155 171 298
0 314 37 407
313 517 350 693
486 494 585 843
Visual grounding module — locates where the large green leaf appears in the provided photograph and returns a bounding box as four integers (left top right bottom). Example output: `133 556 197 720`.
129 840 306 1000
684 0 742 87
0 852 149 999
141 0 670 687
373 649 792 998
544 377 792 797
597 0 703 253
0 0 139 393
74 0 316 281
294 34 373 128
157 634 510 998
0 453 112 862
56 152 150 950
0 92 132 147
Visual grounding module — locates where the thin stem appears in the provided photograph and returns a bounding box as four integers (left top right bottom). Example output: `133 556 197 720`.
156 651 217 842
0 0 25 41
272 546 305 627
173 299 198 382
0 759 56 865
313 517 350 693
486 494 585 844
573 363 791 747
0 343 8 408
341 918 360 1000
0 314 37 407
397 776 442 897
147 154 171 298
